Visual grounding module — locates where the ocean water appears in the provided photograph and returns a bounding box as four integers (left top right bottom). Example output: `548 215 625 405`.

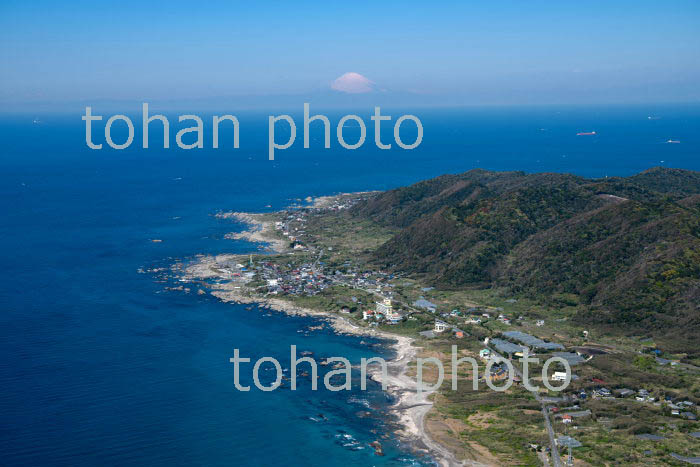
1 104 698 466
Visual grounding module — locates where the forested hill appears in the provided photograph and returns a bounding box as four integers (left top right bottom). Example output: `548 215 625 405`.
351 167 700 349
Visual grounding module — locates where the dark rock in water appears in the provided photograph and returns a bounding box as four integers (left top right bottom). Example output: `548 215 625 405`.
370 440 384 456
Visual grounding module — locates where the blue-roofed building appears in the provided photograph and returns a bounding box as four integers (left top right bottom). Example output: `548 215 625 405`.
552 352 586 366
502 330 564 351
490 338 526 357
413 298 437 313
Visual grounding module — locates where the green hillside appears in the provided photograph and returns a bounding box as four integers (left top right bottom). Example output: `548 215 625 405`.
351 167 700 351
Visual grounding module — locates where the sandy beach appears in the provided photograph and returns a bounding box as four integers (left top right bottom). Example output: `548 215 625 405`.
371 335 485 467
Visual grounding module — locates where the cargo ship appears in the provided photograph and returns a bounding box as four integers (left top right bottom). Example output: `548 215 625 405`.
576 131 596 136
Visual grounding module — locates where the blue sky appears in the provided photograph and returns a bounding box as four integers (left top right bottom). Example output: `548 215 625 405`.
1 0 699 109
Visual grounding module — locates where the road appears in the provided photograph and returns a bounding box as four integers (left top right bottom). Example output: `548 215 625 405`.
487 347 563 467
539 398 562 467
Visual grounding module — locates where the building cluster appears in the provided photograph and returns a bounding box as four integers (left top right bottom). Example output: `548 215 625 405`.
418 319 465 339
362 298 405 324
274 210 310 251
343 270 398 291
207 257 257 283
259 260 332 296
462 308 517 325
608 388 697 419
487 331 572 360
258 258 401 298
273 195 368 251
502 331 564 351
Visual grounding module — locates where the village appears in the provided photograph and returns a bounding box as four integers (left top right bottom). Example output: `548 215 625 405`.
181 194 699 466
200 242 699 464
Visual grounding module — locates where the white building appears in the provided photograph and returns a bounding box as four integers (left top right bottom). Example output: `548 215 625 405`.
479 348 491 361
376 298 393 316
385 309 403 324
434 320 448 333
552 371 568 381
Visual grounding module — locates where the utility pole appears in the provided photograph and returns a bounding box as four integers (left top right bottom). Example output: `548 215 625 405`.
564 423 574 466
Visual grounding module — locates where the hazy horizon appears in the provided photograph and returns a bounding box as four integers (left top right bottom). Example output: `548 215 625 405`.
2 1 699 112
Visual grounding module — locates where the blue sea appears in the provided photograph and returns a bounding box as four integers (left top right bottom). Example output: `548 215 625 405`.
1 104 699 466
